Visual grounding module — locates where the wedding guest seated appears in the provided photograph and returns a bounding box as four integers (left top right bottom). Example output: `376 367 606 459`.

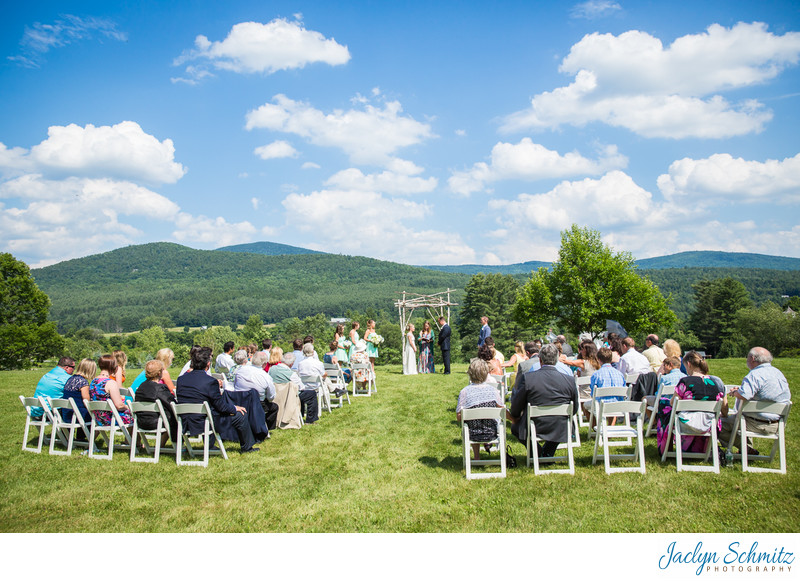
484 337 504 365
478 344 503 379
90 354 133 426
290 339 305 370
131 347 176 393
32 356 75 418
456 359 504 460
270 352 318 424
584 347 626 420
112 350 128 387
297 342 327 391
229 349 248 381
134 359 177 444
215 341 236 373
267 345 283 372
324 340 351 383
61 358 96 424
502 341 528 370
176 346 258 453
234 351 279 430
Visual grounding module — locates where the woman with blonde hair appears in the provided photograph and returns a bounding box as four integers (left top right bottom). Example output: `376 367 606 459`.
661 339 684 373
348 321 361 362
112 350 127 386
62 358 96 423
155 348 176 393
502 341 528 369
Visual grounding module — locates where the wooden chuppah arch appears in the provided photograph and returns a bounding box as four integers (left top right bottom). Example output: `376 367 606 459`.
394 289 458 361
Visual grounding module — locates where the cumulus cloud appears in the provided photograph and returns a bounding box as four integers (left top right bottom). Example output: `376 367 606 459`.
173 18 350 82
488 170 658 231
173 212 259 246
254 140 299 160
301 162 321 170
281 189 476 264
658 152 800 203
449 138 628 195
245 94 435 164
8 15 127 68
0 122 186 184
324 159 437 195
570 1 622 19
503 22 800 138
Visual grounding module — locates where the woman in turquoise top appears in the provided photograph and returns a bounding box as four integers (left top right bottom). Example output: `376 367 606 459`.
348 321 360 362
334 323 349 364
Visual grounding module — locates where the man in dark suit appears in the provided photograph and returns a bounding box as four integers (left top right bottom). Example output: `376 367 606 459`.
437 316 451 374
176 346 258 453
508 344 578 458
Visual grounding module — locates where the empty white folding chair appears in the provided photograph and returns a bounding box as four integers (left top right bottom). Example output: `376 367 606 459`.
118 387 134 400
300 373 331 415
726 400 792 474
587 386 629 441
461 407 506 480
350 362 374 396
19 395 53 453
645 383 676 437
592 399 646 474
527 403 575 475
660 398 722 473
171 401 228 467
85 399 120 460
129 400 175 463
46 397 91 455
625 373 640 395
575 376 593 430
490 374 508 402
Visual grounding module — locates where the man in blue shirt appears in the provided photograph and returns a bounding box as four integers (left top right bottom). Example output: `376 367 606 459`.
585 347 625 422
477 317 491 348
32 356 75 417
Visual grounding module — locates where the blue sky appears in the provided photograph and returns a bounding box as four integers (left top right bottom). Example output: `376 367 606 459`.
2 0 799 268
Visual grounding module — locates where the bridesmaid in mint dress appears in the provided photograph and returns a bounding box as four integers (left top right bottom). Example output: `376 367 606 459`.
364 319 380 372
334 323 349 364
348 321 360 362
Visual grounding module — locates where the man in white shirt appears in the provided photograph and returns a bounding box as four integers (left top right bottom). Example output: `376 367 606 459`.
297 342 327 391
641 334 666 372
215 341 236 373
234 351 278 430
617 337 651 377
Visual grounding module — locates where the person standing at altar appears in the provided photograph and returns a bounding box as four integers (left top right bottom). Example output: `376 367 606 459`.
437 316 451 374
348 321 361 362
418 320 435 373
478 316 491 348
403 323 418 375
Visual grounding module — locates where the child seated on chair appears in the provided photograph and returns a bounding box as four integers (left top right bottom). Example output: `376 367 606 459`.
456 359 504 460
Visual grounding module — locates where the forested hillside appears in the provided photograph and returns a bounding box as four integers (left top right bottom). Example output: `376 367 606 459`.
216 241 325 256
32 243 469 333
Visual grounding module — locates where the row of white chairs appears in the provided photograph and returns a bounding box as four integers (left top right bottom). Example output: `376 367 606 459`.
20 393 229 468
461 388 791 479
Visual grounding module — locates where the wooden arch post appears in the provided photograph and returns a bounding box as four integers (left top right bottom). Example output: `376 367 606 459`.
394 289 458 363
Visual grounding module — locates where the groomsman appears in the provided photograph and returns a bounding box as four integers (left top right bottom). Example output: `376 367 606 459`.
478 316 491 347
437 316 451 374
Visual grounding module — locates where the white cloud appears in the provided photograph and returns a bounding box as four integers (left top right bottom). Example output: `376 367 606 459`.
301 162 321 170
0 122 186 184
658 152 800 203
9 15 127 68
251 197 260 210
324 162 437 195
254 140 299 160
173 18 350 82
570 1 622 19
245 94 435 164
281 189 475 264
503 22 800 138
172 212 259 247
449 138 628 195
489 171 657 232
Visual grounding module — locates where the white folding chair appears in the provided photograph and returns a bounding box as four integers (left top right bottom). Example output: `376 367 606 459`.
85 399 120 460
300 373 332 415
575 376 592 430
592 399 646 474
46 397 91 455
171 401 228 467
130 400 175 463
119 387 134 400
461 407 506 480
490 374 508 402
527 403 575 475
645 383 676 437
625 373 640 395
726 400 792 474
587 386 629 441
350 362 374 396
660 398 722 473
19 395 53 453
324 363 350 407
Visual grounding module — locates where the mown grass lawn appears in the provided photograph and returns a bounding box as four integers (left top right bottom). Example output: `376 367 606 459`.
2 358 798 532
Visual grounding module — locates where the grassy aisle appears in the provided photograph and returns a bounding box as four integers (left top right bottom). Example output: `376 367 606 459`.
1 360 798 532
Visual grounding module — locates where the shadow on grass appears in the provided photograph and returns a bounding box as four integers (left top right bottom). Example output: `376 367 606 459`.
419 455 463 471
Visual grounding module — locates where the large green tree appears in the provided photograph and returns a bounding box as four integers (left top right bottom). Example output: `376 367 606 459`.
457 273 537 360
514 225 675 339
688 277 752 356
0 253 65 369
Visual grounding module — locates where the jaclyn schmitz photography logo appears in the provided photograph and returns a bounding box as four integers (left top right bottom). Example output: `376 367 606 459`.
658 541 794 576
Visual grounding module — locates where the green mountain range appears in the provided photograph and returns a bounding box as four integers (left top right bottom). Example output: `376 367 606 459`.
30 242 800 332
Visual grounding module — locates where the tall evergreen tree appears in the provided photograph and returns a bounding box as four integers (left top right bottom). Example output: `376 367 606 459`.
688 277 753 356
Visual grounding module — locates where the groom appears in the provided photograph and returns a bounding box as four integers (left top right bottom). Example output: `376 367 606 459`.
437 316 451 375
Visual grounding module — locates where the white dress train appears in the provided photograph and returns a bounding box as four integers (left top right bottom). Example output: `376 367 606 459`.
403 332 418 375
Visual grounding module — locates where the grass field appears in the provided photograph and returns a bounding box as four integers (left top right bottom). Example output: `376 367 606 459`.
2 358 798 533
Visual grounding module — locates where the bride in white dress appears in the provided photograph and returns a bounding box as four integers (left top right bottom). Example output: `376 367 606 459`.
403 323 418 375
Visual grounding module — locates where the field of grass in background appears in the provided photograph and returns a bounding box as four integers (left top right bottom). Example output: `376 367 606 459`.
1 358 798 532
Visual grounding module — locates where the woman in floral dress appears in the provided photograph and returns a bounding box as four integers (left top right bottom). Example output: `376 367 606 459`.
417 320 435 373
89 354 133 426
